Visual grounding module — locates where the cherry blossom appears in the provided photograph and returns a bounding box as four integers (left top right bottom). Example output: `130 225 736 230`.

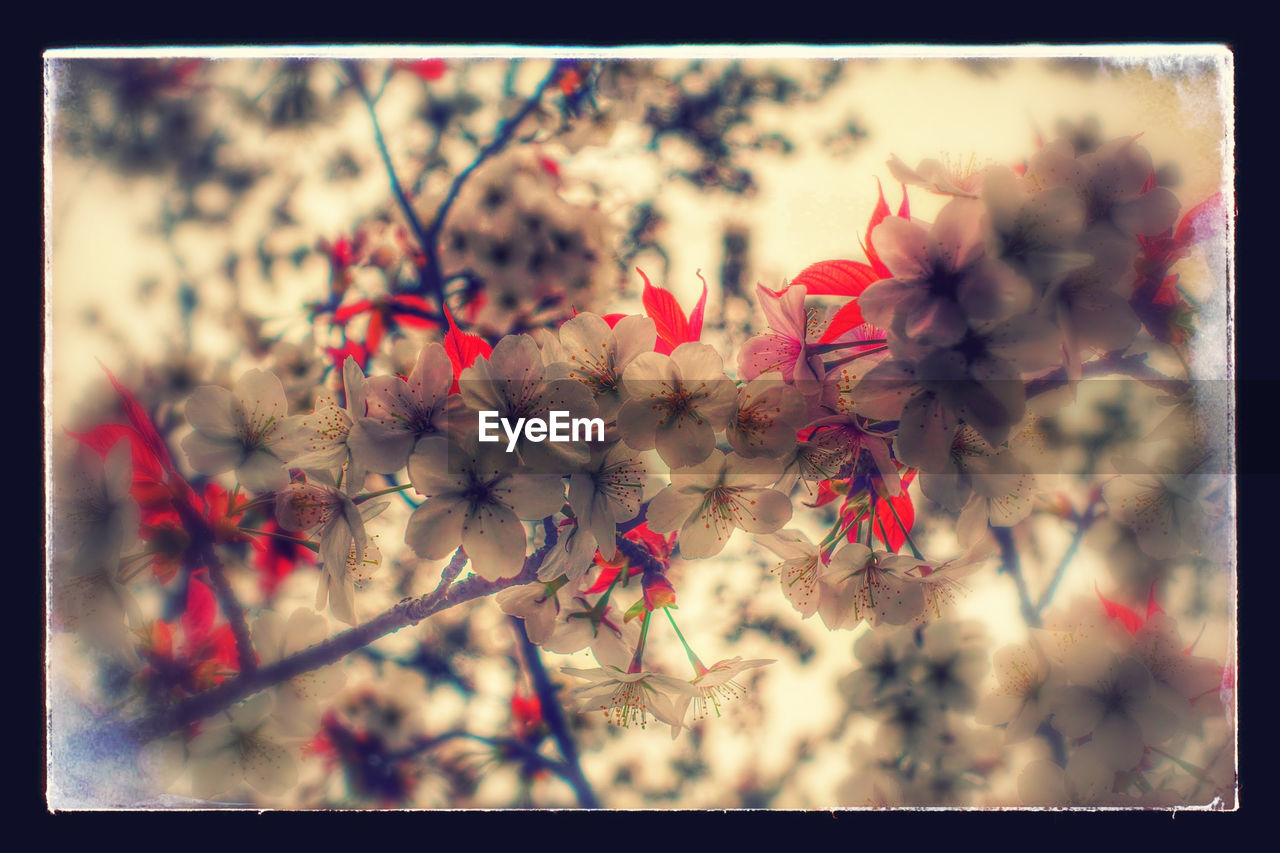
547 312 657 420
459 334 600 472
566 442 645 561
725 373 807 459
182 368 301 493
738 284 824 393
645 449 792 559
561 665 699 730
403 434 565 580
349 342 461 475
617 342 737 468
858 199 1032 350
186 693 299 799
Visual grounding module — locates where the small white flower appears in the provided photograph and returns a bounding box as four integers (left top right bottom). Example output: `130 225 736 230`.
186 693 298 800
726 374 807 459
561 665 700 730
349 342 461 474
566 442 645 560
252 609 345 737
646 449 792 559
288 356 368 483
618 342 737 468
182 368 300 493
404 434 565 580
756 529 823 618
548 312 657 420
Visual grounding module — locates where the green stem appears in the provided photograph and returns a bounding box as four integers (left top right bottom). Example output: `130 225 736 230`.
628 610 652 674
353 482 415 503
884 497 922 559
664 608 704 674
238 527 320 553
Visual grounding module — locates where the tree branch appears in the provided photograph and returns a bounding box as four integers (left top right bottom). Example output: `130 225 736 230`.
117 527 559 746
1026 352 1191 400
511 616 600 808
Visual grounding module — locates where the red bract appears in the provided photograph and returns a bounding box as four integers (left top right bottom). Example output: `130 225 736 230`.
861 179 910 280
442 303 492 393
791 259 881 299
869 471 916 551
397 59 448 81
252 517 316 597
1095 583 1145 634
638 268 707 355
69 366 202 536
326 339 371 372
332 293 440 356
1131 192 1224 345
137 573 240 698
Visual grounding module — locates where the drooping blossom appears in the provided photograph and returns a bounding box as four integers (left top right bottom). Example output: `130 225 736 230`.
566 442 645 560
670 657 775 734
756 529 824 618
813 543 927 630
561 665 700 730
274 479 384 625
289 356 368 484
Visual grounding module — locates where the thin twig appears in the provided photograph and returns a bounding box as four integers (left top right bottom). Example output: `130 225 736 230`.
992 525 1040 629
172 496 258 674
116 526 558 746
1034 502 1099 615
511 616 601 809
342 61 432 268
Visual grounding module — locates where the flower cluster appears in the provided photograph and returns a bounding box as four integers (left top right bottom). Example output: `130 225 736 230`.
982 592 1231 806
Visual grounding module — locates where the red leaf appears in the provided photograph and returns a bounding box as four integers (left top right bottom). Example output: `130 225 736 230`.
333 299 373 324
100 363 176 475
639 268 691 355
1173 192 1224 249
818 301 868 344
863 179 894 279
791 260 881 298
601 313 627 329
584 565 622 595
1096 584 1144 634
442 303 492 391
67 423 133 458
1145 580 1164 620
326 340 369 372
896 183 910 219
871 486 915 551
